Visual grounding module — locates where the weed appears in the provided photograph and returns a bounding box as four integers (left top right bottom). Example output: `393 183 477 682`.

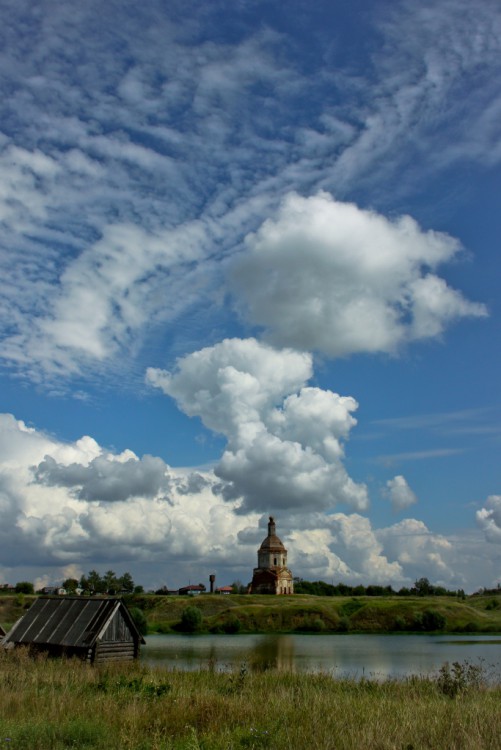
96 672 171 698
221 662 248 694
239 726 273 748
435 660 486 698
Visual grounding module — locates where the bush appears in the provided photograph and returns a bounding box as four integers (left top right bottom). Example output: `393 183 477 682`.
296 616 326 633
223 616 241 634
486 599 500 610
337 616 350 632
462 621 479 632
179 605 203 633
393 615 407 631
413 609 446 631
339 600 364 617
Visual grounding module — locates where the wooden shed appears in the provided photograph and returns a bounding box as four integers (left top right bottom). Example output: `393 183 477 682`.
2 597 145 663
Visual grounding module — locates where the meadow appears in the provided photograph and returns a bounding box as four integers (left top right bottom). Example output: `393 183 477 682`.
3 594 501 748
1 646 501 750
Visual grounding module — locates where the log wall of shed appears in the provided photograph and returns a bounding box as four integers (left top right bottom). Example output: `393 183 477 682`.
94 641 136 663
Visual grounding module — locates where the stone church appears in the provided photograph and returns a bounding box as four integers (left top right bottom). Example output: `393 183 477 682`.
249 516 294 595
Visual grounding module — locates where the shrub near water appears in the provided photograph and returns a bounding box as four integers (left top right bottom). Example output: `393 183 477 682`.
178 605 203 632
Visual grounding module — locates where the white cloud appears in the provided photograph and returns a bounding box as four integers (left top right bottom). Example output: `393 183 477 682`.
324 513 404 584
147 338 368 514
0 412 255 574
264 512 460 589
0 412 497 592
0 2 496 383
230 192 487 357
5 219 213 378
0 1 498 595
376 519 453 584
384 475 418 512
476 495 501 543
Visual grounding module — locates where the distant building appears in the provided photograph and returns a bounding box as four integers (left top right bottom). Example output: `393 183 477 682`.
216 586 233 595
178 584 205 596
249 517 294 595
2 597 145 663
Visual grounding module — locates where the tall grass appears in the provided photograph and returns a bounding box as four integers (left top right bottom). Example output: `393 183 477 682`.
1 648 500 749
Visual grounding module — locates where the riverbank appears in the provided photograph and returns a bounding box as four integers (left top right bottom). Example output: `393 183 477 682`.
1 647 500 749
2 592 501 635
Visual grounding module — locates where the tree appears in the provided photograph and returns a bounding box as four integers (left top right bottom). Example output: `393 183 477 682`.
62 578 79 593
231 580 246 594
84 570 104 594
118 572 134 594
15 581 34 594
413 577 433 596
103 570 119 594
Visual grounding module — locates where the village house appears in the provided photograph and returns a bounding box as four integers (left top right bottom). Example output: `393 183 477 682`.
2 596 144 663
249 517 294 595
216 585 233 595
178 584 205 596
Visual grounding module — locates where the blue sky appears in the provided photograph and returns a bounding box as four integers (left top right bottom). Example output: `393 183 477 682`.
1 0 500 592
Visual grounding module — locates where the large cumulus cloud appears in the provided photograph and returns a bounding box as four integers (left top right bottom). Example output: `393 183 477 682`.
147 337 368 514
0 413 250 574
0 412 497 591
230 192 487 357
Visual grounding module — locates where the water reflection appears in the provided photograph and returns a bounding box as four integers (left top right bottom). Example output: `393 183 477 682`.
142 633 501 679
249 635 295 672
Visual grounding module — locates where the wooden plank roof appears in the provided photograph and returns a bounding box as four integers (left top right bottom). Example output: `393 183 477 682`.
3 597 144 648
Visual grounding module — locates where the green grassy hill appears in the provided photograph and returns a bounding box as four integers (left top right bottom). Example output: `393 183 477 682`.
133 592 501 634
2 592 501 635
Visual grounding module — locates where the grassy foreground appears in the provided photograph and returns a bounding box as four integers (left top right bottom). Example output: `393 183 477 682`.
1 648 500 749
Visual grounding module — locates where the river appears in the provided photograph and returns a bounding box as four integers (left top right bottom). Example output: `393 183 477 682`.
141 633 501 680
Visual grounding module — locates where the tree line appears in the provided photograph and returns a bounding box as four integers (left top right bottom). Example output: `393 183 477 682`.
294 577 466 598
4 570 143 596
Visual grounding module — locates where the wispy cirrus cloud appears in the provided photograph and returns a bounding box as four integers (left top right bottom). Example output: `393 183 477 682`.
377 448 464 467
0 0 498 383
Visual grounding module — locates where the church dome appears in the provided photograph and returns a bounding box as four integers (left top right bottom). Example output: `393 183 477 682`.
259 516 286 551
